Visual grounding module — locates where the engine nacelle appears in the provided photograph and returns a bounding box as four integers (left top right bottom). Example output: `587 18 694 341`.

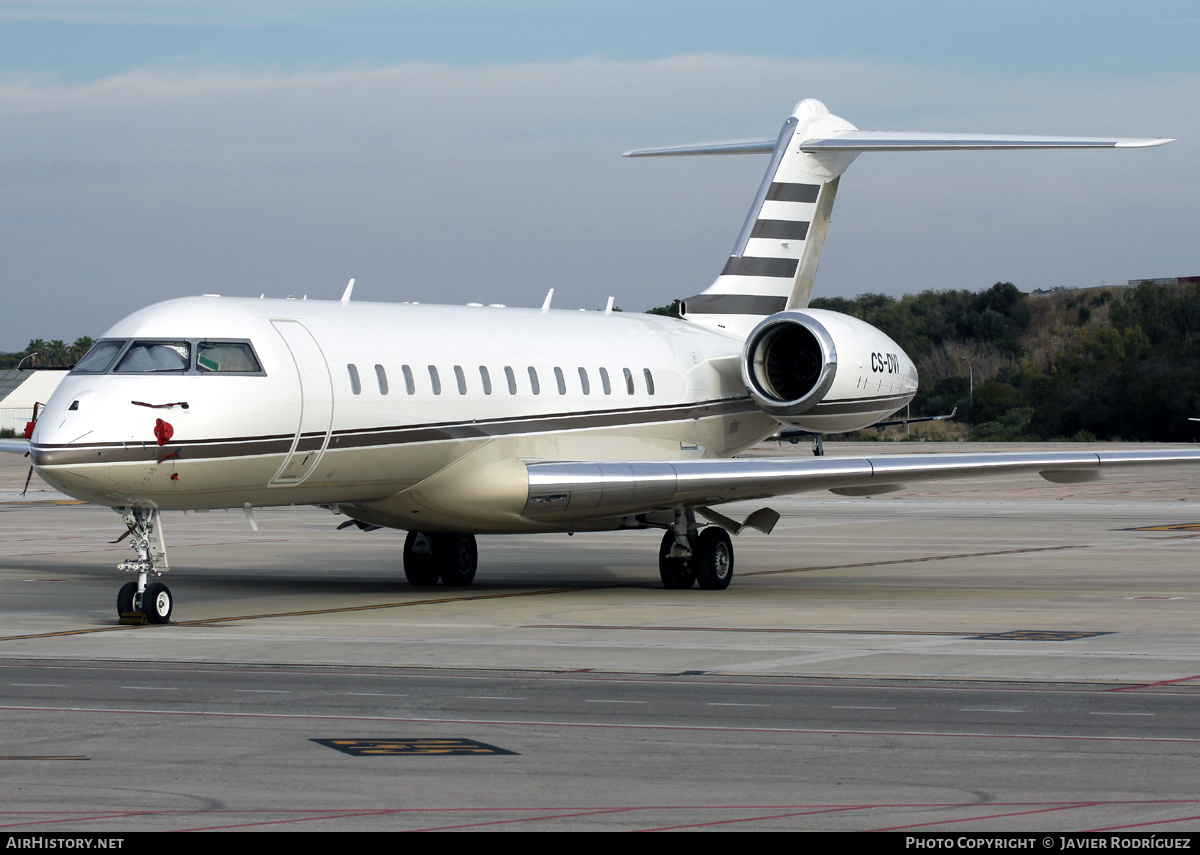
741 309 918 434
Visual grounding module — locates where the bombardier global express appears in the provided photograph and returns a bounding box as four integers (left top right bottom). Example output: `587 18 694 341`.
3 98 1196 625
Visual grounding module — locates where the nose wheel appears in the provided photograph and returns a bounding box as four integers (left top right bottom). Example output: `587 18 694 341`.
117 579 174 624
114 507 174 625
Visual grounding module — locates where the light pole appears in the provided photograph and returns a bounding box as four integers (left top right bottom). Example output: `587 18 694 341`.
961 356 973 437
15 352 38 370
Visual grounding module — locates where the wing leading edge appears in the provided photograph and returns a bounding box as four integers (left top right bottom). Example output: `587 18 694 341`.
523 449 1200 523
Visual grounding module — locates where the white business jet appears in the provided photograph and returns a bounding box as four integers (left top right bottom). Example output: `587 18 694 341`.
3 98 1193 625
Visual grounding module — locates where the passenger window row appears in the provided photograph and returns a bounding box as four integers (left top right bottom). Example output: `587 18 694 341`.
346 363 657 398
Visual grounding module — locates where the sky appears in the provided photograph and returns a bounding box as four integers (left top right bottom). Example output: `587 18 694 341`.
1 1 1198 351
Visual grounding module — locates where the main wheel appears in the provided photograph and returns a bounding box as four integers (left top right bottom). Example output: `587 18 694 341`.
695 527 734 590
117 581 137 615
143 582 173 624
658 530 696 589
436 533 478 587
403 531 441 586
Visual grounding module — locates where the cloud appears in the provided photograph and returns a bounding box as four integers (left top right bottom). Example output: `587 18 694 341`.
0 54 1196 349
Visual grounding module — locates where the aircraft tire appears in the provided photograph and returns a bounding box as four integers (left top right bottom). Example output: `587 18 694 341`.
143 582 173 624
117 581 137 615
436 533 478 587
695 527 734 591
403 531 441 586
658 530 696 589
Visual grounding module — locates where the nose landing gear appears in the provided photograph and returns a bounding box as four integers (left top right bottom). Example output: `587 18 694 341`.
115 507 173 625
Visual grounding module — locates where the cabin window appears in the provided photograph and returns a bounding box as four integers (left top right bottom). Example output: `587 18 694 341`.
528 366 540 395
347 364 361 395
198 342 260 373
643 368 655 396
71 340 126 374
428 365 441 395
505 366 517 395
454 365 467 395
578 367 591 395
479 366 492 395
114 341 190 374
375 364 388 395
599 367 611 395
623 367 634 395
554 367 566 395
402 364 415 395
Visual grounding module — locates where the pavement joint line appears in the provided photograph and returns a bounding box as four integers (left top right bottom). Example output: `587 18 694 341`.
0 586 593 642
4 703 1200 744
741 544 1085 576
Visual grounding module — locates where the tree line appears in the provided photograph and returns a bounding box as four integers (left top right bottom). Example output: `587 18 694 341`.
0 338 96 370
809 280 1200 442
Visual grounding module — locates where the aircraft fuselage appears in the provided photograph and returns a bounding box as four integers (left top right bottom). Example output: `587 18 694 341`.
30 295 916 533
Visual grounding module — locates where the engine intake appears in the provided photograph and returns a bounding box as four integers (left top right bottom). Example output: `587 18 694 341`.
742 312 837 417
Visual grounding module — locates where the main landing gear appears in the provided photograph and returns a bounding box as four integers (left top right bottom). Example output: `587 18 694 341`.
658 508 734 591
403 531 478 587
114 507 173 625
401 513 737 592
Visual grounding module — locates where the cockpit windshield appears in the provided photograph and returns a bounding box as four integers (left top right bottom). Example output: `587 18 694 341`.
114 341 190 373
70 338 264 376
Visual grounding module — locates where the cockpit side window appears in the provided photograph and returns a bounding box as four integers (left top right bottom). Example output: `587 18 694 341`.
71 340 126 374
114 341 191 373
197 342 262 373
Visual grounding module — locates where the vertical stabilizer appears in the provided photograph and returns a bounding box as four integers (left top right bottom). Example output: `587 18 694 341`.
681 99 858 339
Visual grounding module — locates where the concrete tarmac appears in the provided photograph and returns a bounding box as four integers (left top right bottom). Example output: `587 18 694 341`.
2 442 1199 831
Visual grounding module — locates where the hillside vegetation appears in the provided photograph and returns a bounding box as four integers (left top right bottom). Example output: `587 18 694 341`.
811 281 1200 442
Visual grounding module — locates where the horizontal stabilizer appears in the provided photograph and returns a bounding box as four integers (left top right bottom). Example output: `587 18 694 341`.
623 139 775 157
799 132 1174 151
623 133 1173 158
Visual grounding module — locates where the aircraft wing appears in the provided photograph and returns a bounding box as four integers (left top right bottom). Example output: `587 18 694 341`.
0 440 30 455
523 449 1200 521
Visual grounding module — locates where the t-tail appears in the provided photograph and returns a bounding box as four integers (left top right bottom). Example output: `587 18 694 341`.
624 98 1173 340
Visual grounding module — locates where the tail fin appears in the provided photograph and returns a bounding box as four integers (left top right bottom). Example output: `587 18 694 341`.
669 99 858 338
624 99 1173 339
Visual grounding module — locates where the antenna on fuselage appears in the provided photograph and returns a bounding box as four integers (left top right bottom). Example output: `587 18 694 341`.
604 296 615 314
341 278 355 305
541 288 554 312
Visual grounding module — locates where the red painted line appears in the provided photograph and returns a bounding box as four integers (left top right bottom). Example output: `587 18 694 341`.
1089 812 1200 831
1107 673 1200 692
9 802 1200 832
406 807 639 832
870 802 1100 831
639 805 868 831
